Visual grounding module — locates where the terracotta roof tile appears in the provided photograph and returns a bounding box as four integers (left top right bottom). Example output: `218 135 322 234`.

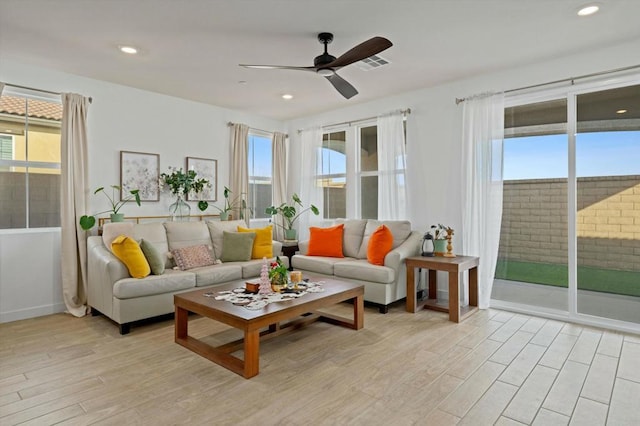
0 95 62 121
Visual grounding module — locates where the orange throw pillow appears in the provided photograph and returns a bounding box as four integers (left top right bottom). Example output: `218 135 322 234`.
307 224 344 257
367 225 393 265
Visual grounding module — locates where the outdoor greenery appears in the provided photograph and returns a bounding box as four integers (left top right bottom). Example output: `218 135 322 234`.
495 259 640 297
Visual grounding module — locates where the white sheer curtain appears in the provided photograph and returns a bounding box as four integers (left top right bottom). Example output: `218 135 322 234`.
0 83 4 95
461 92 505 309
298 126 323 242
271 131 287 240
60 93 91 317
377 111 407 220
230 123 249 223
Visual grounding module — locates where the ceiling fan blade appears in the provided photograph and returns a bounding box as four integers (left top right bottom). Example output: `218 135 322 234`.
239 64 316 71
326 37 392 69
325 73 358 99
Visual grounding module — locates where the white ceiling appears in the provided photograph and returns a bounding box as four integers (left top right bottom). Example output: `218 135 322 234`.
1 0 639 121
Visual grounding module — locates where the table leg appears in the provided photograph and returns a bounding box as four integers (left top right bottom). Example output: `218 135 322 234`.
243 329 260 378
175 305 188 341
428 269 437 300
449 272 460 323
354 294 364 330
469 266 478 308
406 265 417 312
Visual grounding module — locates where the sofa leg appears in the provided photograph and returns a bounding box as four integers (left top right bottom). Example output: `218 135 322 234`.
90 307 101 317
119 323 131 335
379 305 389 314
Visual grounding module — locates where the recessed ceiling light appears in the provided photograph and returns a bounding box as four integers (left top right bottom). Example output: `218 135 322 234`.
282 94 293 100
118 45 138 54
616 109 627 114
577 5 599 16
238 80 247 85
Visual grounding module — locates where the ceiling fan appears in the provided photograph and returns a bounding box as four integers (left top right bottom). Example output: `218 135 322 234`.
240 32 393 99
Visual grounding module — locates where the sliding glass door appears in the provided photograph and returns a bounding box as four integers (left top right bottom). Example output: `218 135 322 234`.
493 79 640 329
575 85 640 323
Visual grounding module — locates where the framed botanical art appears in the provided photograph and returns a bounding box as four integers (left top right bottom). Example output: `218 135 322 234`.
120 151 160 201
186 157 217 201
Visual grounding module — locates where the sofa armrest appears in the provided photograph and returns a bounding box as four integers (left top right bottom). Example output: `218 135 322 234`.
298 240 309 255
87 236 129 316
384 231 422 272
272 240 283 256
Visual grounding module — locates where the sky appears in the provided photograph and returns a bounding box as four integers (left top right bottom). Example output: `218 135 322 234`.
504 131 639 180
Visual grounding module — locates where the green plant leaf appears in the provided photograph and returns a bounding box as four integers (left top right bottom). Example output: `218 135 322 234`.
79 215 96 230
93 187 104 194
198 200 208 211
311 205 319 215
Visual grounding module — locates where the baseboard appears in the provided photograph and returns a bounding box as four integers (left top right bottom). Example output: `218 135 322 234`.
0 302 66 323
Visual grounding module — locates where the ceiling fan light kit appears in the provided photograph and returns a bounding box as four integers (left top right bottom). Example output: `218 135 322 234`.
240 32 392 99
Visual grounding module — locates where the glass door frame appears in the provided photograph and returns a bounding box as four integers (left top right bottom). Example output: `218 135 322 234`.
495 72 640 334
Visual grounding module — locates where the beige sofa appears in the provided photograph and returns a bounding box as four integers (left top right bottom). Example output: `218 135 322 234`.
87 220 286 334
292 219 421 313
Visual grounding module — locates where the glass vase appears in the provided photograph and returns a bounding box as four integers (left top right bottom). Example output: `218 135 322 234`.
169 195 191 221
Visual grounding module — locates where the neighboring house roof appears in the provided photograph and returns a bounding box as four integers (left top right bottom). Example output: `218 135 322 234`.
0 95 62 121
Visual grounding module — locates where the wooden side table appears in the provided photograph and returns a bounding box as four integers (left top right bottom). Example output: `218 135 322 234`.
281 241 299 271
405 255 479 323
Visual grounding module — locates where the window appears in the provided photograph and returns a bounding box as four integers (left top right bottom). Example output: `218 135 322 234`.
319 131 346 219
359 125 378 219
0 93 62 229
247 132 272 219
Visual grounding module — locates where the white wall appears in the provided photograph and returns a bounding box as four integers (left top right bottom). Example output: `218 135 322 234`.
0 61 285 322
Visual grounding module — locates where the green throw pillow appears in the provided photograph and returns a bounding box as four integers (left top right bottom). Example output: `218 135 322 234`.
220 231 255 262
139 239 165 275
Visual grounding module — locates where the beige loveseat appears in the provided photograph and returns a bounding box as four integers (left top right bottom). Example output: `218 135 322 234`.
292 219 421 313
87 220 285 334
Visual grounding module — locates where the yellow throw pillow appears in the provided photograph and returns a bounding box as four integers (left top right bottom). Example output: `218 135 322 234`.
111 235 151 278
238 225 273 259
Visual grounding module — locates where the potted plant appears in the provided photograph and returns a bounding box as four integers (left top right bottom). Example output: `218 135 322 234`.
265 193 319 241
211 186 249 221
159 167 211 220
427 224 453 256
79 185 141 230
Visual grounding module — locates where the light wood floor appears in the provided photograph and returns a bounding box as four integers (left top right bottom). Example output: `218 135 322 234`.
1 303 639 425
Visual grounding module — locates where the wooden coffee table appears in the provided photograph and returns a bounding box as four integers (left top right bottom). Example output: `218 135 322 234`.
174 278 364 378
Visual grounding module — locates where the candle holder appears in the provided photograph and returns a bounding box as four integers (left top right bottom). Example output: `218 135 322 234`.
444 228 456 258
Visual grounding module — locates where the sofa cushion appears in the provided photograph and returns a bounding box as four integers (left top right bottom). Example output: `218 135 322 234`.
238 225 273 259
367 225 394 266
191 264 243 287
291 254 350 275
206 220 247 258
307 224 344 257
334 259 395 284
113 269 195 299
357 220 412 259
133 222 171 268
335 219 367 258
221 231 255 262
111 235 150 278
140 239 165 275
164 221 212 251
102 222 135 253
171 244 216 270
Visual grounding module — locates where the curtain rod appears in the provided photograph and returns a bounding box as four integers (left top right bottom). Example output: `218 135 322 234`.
4 82 93 103
227 122 288 138
455 64 640 105
297 108 411 134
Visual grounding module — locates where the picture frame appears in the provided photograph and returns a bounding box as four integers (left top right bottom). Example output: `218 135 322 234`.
120 151 160 201
186 157 217 201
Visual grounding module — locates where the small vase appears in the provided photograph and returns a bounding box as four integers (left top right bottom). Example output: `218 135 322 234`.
219 211 229 221
110 213 125 223
169 195 191 221
270 274 287 292
434 239 447 256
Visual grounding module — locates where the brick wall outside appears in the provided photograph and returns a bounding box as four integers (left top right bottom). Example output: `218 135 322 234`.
498 175 640 272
